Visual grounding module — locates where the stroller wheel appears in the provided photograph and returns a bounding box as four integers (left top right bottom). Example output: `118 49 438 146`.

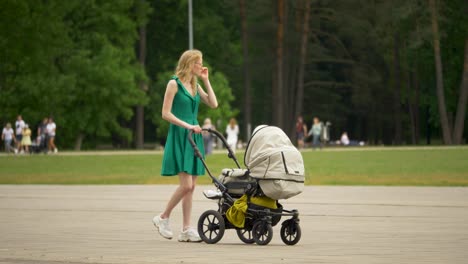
197 210 225 244
280 219 301 245
252 221 273 246
236 229 255 244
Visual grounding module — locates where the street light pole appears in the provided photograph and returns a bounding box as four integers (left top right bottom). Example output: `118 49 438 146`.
188 0 193 49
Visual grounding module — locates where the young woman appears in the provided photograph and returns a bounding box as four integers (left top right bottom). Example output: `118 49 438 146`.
153 50 218 242
225 118 239 153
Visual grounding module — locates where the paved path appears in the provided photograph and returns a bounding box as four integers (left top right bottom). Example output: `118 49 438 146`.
1 185 467 264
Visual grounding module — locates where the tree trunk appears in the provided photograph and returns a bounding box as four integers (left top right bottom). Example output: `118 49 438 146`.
429 0 452 144
408 71 417 144
413 70 421 144
274 0 285 129
74 133 84 151
294 0 311 125
135 21 147 149
453 38 468 144
239 0 252 140
393 32 402 145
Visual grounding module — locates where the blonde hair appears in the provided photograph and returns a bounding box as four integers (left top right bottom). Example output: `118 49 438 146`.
175 49 202 90
229 118 237 128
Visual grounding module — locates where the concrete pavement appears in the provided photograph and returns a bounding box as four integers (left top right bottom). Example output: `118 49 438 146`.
1 185 467 264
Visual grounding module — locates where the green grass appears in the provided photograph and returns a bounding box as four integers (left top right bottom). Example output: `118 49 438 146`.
0 147 467 186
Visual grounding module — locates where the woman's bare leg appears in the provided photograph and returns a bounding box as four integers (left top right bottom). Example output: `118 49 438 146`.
181 175 197 229
160 172 195 219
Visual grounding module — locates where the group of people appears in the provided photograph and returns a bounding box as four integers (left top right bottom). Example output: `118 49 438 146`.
296 116 364 148
201 117 239 155
1 115 58 154
296 116 325 149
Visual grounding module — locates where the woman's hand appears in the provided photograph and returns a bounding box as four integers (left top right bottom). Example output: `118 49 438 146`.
199 67 209 81
189 125 202 134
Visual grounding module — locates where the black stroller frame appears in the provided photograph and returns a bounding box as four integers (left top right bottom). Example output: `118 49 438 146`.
188 129 301 246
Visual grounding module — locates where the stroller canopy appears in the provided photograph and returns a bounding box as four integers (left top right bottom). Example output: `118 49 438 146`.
244 125 305 199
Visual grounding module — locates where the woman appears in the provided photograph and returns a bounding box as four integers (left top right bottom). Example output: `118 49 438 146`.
295 116 307 149
46 117 57 153
225 118 239 153
153 50 218 242
311 117 322 149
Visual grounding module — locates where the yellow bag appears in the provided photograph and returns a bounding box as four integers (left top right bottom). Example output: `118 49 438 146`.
226 195 248 228
226 195 277 228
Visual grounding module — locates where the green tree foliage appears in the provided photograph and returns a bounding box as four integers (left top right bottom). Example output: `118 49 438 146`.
0 0 150 149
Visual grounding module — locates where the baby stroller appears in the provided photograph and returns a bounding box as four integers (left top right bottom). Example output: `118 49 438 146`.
188 125 304 246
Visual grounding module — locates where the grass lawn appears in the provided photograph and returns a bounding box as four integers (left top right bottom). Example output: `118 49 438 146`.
0 147 467 186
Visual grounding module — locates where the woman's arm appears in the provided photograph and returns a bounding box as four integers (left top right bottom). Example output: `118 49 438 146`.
197 67 218 108
162 80 202 133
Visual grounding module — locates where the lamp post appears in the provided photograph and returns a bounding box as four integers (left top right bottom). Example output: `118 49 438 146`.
188 0 193 49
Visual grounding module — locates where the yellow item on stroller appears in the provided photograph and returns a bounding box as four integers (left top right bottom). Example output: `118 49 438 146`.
226 195 277 228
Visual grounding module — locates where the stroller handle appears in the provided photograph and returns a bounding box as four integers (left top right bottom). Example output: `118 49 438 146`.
187 128 241 168
187 128 238 197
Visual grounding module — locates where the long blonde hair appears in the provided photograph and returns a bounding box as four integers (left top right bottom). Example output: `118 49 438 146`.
175 49 202 90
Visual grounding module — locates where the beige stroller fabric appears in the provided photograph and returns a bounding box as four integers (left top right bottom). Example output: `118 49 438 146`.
245 125 305 200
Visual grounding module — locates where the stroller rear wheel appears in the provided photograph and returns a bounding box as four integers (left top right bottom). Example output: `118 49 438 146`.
252 221 273 246
198 210 225 244
280 219 301 245
236 229 255 244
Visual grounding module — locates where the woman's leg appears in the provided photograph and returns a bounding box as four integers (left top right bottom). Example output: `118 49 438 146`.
160 172 195 219
50 137 56 150
181 175 197 230
48 138 53 152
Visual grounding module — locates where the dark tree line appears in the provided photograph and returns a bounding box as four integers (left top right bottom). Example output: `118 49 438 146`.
1 0 467 149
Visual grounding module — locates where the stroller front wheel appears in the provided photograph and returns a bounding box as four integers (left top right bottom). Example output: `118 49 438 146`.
236 229 255 244
280 219 301 245
198 210 225 244
252 221 273 246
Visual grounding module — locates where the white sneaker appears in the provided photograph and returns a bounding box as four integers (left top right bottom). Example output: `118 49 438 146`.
203 189 222 199
178 227 202 242
54 148 58 153
152 215 173 239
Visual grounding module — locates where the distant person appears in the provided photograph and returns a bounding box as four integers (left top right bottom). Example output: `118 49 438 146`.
2 123 16 154
340 132 363 146
21 124 32 154
310 117 322 149
153 49 218 243
225 118 239 153
37 118 48 153
340 132 350 146
296 116 307 149
46 117 57 153
15 115 25 152
202 118 215 155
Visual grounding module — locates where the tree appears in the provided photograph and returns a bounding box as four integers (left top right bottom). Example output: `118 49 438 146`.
273 0 285 129
0 0 150 150
429 0 452 144
239 0 252 140
294 0 311 128
453 39 468 144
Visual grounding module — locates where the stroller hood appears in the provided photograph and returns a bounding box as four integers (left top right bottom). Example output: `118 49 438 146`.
244 125 305 199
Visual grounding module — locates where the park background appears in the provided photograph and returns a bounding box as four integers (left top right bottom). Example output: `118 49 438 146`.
1 0 467 151
1 3 468 263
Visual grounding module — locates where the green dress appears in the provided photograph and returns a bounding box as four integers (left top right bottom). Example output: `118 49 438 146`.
161 76 205 176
